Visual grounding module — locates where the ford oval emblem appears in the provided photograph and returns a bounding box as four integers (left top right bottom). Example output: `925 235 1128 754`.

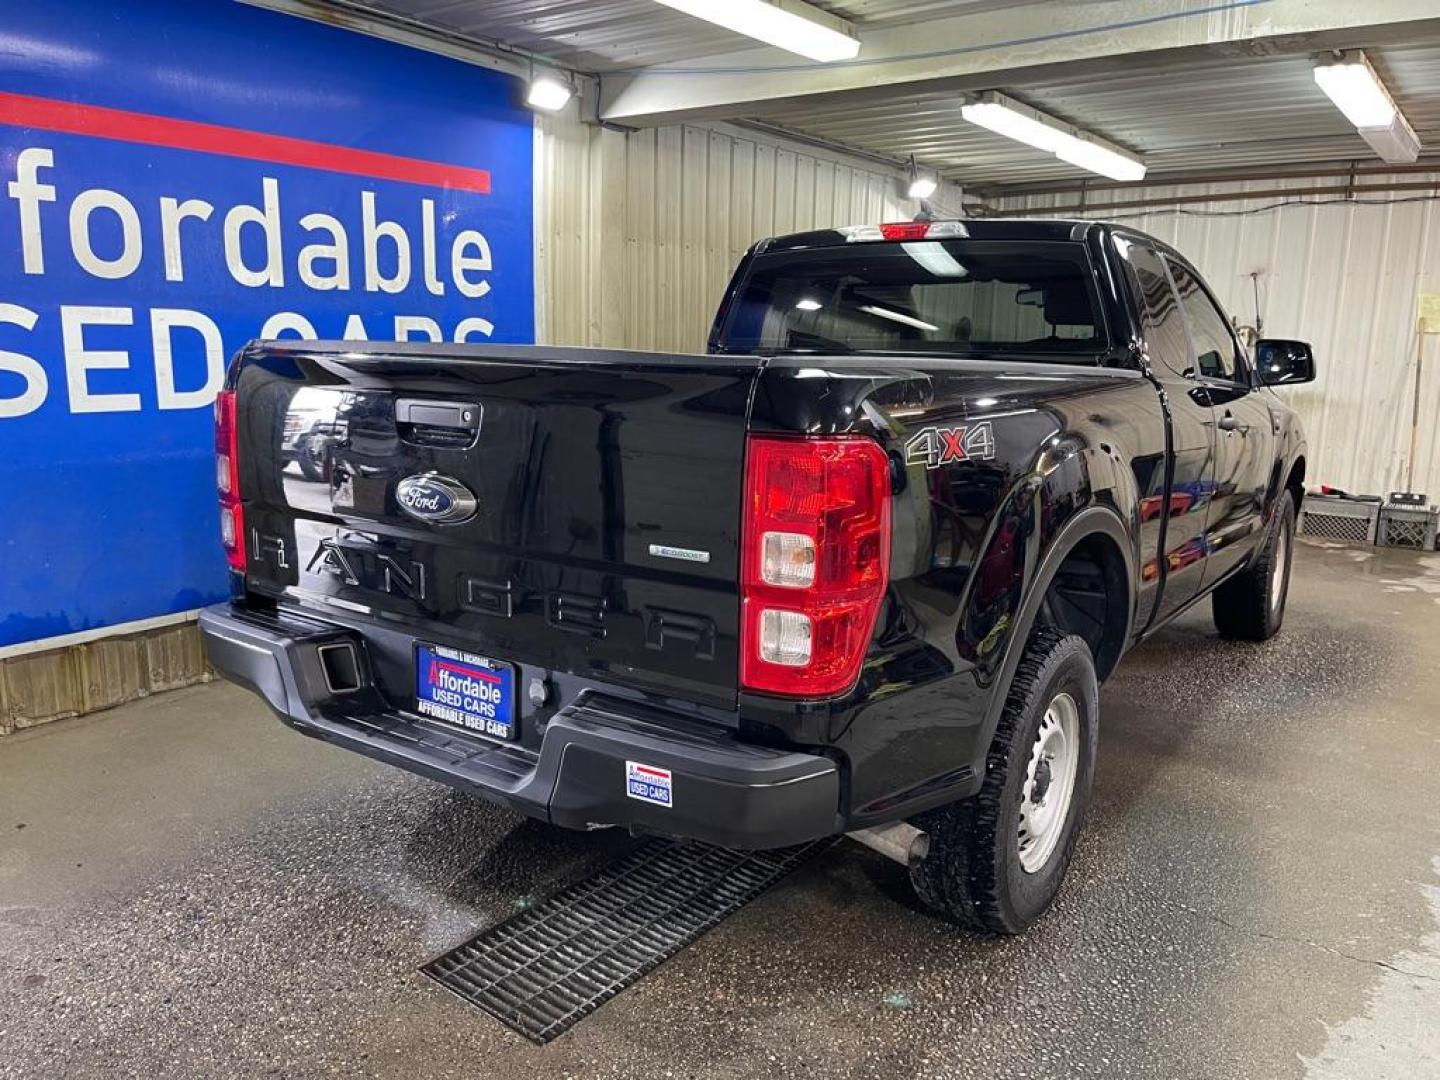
395 473 478 525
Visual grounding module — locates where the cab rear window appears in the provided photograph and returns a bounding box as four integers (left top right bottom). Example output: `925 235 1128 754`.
718 240 1106 356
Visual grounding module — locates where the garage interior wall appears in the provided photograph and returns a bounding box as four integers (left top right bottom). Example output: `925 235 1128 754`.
533 112 948 352
995 177 1440 499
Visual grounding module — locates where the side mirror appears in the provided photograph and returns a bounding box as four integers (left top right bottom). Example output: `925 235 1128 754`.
1256 339 1315 386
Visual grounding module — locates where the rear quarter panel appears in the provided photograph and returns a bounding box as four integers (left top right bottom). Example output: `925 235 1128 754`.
744 357 1162 822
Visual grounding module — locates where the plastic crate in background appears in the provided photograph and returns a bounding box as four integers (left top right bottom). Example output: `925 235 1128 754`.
1377 495 1438 551
1298 495 1380 545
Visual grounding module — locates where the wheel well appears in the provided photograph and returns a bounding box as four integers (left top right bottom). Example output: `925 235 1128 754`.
1036 532 1128 682
1285 455 1306 509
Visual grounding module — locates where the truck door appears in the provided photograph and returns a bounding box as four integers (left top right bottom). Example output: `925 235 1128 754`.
1119 240 1217 627
1162 258 1276 586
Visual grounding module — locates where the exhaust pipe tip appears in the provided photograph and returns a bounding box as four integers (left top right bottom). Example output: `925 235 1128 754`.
847 822 929 867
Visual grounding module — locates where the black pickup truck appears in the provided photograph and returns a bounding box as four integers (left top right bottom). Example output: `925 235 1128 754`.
200 218 1314 933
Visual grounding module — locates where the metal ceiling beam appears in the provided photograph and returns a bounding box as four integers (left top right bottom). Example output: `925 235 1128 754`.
598 0 1440 125
970 156 1440 198
240 0 565 81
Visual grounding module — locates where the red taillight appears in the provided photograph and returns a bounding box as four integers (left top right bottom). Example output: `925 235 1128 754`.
215 389 246 572
740 435 891 698
879 221 932 241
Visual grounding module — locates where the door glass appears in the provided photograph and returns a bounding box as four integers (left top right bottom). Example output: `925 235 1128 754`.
1116 238 1190 380
1165 260 1241 381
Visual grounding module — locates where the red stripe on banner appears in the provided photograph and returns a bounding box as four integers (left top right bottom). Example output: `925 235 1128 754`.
633 765 669 778
0 90 492 194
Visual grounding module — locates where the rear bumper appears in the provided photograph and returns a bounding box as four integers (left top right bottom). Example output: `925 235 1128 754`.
198 603 842 850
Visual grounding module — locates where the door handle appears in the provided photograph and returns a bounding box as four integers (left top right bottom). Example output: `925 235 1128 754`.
1216 412 1248 434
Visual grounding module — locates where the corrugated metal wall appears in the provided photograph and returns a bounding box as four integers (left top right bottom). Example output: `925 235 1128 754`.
534 114 951 352
995 177 1440 499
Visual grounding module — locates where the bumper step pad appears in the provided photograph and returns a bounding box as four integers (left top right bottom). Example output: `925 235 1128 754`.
421 837 830 1043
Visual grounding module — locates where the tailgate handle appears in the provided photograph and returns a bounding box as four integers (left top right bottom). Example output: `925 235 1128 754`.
396 399 481 447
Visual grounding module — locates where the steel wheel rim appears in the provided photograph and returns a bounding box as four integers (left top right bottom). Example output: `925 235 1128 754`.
1018 691 1081 875
1270 517 1289 615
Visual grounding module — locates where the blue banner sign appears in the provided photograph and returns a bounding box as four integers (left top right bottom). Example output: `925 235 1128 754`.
0 0 535 647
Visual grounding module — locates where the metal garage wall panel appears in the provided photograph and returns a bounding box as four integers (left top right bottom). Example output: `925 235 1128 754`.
995 178 1440 499
535 114 932 353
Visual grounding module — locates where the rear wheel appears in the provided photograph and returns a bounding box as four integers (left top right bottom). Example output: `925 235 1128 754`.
909 628 1098 934
1212 490 1295 641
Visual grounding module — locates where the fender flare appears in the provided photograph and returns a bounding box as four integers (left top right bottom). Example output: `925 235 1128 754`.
972 504 1136 764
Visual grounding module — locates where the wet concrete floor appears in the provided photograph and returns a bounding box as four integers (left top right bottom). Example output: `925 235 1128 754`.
2 539 1439 1078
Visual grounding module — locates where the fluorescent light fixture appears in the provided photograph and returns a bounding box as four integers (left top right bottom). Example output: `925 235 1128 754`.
859 305 938 332
1056 136 1147 183
526 76 574 112
795 298 823 310
961 91 1146 183
961 98 1069 154
1314 52 1395 128
1313 51 1422 164
650 0 860 62
1359 113 1421 163
901 242 967 278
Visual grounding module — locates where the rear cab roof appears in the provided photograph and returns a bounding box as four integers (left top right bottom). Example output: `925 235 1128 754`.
754 217 1122 255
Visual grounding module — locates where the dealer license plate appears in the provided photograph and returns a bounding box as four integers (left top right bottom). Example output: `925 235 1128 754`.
414 643 515 740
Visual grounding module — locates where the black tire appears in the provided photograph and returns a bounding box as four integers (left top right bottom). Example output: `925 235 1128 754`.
908 627 1099 934
1212 490 1295 641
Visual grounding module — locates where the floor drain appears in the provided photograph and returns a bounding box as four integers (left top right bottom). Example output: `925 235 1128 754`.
421 836 830 1043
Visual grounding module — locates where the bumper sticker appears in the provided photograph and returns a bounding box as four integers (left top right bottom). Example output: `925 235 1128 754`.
626 761 673 808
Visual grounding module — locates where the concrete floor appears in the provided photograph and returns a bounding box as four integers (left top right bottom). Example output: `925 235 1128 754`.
3 539 1439 1079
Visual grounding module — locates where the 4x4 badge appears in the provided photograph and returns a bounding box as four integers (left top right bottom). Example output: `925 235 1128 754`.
904 421 996 469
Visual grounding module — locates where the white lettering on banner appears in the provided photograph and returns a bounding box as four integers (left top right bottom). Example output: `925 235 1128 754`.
6 146 496 298
0 303 45 418
61 306 141 414
362 191 410 294
0 146 510 417
342 313 370 340
298 212 351 291
151 308 224 409
421 198 444 297
8 148 55 276
223 177 285 288
69 189 143 280
160 197 214 283
395 315 442 342
452 230 491 299
454 316 494 341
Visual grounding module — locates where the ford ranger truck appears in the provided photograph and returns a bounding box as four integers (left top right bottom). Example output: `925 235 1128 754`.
200 218 1314 933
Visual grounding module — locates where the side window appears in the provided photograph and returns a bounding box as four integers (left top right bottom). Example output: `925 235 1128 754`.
1165 259 1242 382
1116 238 1190 381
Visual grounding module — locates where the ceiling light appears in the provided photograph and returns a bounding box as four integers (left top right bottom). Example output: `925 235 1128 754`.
1313 51 1421 164
795 298 823 310
1359 113 1421 164
960 99 1069 154
1056 137 1147 183
526 75 574 112
907 174 938 200
960 92 1146 183
904 155 939 200
650 0 860 63
1313 52 1395 129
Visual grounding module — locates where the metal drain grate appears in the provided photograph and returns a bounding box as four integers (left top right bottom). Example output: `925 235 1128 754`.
422 837 830 1043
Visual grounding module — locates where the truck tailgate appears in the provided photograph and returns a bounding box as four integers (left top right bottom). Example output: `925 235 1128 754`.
232 342 762 709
